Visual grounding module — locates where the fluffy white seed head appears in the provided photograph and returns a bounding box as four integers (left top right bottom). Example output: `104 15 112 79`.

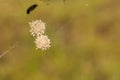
34 35 51 50
29 19 46 37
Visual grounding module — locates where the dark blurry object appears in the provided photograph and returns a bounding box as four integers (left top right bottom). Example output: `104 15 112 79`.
27 4 38 14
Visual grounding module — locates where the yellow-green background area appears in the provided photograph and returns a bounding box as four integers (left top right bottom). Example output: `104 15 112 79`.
0 0 120 80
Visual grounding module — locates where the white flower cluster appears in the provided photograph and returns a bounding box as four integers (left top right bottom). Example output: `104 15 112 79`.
29 19 51 50
29 19 46 37
34 35 51 50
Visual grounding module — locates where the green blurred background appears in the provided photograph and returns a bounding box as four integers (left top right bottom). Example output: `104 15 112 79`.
0 0 120 80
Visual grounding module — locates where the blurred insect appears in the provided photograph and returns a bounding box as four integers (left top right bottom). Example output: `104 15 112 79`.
26 0 66 14
27 4 38 14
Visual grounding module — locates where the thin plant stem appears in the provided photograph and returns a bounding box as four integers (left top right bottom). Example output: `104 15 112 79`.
0 42 18 59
